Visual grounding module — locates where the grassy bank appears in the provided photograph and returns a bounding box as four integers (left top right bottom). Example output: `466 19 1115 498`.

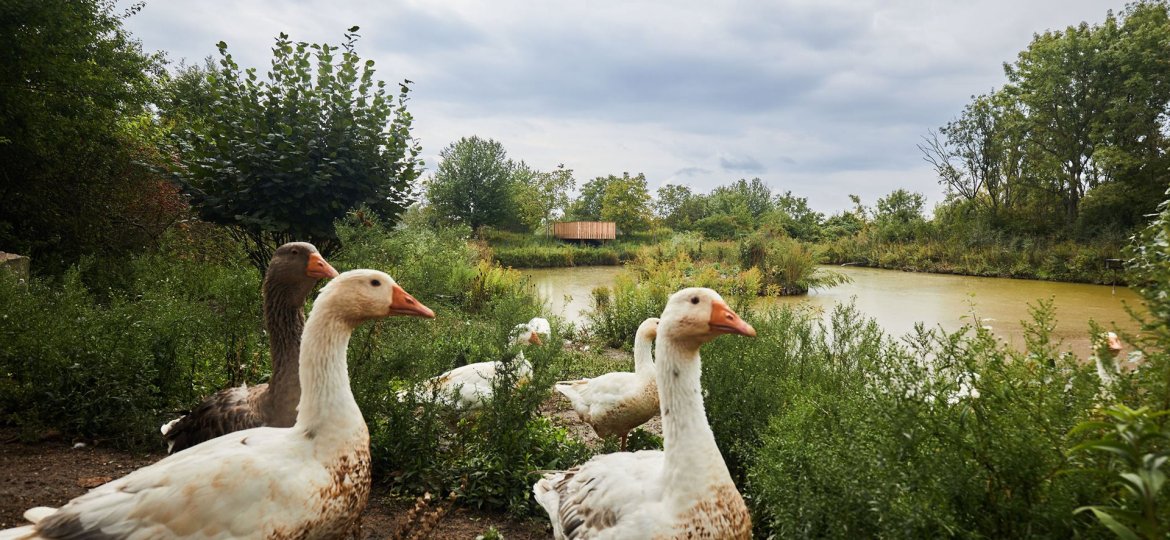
821 235 1126 285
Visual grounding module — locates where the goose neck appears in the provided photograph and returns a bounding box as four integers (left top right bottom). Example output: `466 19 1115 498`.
261 284 306 419
294 311 364 437
655 337 728 495
632 335 654 375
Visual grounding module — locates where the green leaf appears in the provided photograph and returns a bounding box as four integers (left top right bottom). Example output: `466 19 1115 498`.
1075 507 1141 540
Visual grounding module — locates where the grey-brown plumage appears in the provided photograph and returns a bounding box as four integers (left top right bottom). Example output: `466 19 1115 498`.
161 242 338 453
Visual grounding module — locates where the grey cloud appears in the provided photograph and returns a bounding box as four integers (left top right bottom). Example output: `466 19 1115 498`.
673 167 711 177
719 154 766 173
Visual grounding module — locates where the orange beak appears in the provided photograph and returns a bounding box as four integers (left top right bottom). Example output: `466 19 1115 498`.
389 284 435 319
709 300 756 337
306 252 339 279
528 332 543 345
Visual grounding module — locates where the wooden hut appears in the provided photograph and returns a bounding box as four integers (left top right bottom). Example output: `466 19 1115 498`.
552 221 616 241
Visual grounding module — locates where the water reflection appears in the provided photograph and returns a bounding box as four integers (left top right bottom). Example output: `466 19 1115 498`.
522 265 1143 357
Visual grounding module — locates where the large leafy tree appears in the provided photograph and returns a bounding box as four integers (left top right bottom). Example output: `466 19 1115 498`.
923 1 1170 238
599 172 653 235
0 0 175 275
706 178 773 227
566 176 612 221
655 184 708 230
173 28 421 271
425 136 515 231
511 163 575 234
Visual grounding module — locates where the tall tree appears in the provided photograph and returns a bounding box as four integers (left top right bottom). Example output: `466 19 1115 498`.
0 0 175 275
655 184 707 230
567 176 613 221
599 173 653 235
425 136 514 231
174 28 421 271
511 163 575 234
1084 1 1170 231
1006 21 1110 223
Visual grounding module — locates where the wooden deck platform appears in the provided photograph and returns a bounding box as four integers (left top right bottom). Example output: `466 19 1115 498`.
552 221 616 240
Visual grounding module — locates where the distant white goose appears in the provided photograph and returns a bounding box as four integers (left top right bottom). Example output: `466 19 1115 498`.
402 317 550 411
534 288 755 539
0 270 434 540
1094 331 1125 399
556 317 659 450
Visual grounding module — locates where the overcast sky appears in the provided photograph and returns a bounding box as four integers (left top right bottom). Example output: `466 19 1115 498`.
120 0 1125 214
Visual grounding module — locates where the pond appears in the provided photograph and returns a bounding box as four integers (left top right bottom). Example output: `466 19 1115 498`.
522 265 1143 357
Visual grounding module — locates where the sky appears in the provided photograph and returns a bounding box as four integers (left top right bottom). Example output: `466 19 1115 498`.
119 0 1126 215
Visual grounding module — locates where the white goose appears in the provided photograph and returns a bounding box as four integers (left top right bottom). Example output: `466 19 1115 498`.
404 317 550 411
534 288 756 539
556 317 659 450
0 270 435 540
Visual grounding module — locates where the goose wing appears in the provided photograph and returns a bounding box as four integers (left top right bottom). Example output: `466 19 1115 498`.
534 450 665 539
556 372 640 421
162 383 266 453
24 429 341 539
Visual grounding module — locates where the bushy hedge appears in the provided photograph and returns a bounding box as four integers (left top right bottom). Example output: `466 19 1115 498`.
0 229 262 446
491 244 636 268
699 300 1114 537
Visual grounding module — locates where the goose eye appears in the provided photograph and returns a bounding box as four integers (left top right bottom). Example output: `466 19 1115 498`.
290 249 299 255
690 297 699 305
371 279 381 287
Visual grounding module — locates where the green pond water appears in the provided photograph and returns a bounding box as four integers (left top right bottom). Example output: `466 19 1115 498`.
522 265 1143 357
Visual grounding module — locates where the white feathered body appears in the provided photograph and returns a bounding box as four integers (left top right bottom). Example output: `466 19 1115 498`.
555 318 659 442
412 357 532 411
5 424 369 540
556 372 657 439
402 317 547 411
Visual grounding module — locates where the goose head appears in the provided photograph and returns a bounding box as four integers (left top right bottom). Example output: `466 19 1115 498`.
636 317 660 341
316 269 435 327
266 242 339 303
660 287 755 348
511 317 552 346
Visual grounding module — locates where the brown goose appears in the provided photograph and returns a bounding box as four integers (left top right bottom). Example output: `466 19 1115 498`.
160 242 338 453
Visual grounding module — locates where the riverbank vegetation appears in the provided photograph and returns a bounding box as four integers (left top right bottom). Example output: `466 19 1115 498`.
5 1 1170 538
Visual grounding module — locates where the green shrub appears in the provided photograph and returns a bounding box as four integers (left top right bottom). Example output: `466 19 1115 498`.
739 233 848 294
1070 405 1170 539
350 313 592 515
0 243 261 447
732 300 1109 537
